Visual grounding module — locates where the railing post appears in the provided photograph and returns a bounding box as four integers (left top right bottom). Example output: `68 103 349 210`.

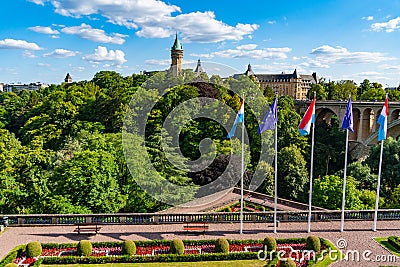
154 215 160 224
85 216 91 224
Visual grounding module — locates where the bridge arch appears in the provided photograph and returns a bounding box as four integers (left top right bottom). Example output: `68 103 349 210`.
362 108 375 141
315 108 337 125
391 109 400 123
364 119 400 145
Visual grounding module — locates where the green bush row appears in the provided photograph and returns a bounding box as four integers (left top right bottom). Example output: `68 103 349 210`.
0 245 25 267
40 237 308 249
41 252 258 264
388 236 400 251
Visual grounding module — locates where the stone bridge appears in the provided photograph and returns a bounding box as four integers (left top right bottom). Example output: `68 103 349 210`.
295 100 400 146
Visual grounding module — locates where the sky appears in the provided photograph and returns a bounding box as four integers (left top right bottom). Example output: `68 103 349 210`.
1 0 400 86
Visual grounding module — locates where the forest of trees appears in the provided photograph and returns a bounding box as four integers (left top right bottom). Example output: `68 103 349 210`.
0 70 399 214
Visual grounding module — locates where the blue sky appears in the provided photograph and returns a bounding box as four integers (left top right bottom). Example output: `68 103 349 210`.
1 0 400 86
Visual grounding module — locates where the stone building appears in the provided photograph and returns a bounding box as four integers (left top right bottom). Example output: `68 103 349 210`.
237 64 318 100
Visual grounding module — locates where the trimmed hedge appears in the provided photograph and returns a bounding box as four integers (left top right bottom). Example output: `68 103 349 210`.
263 236 276 251
121 240 136 255
306 236 321 252
0 245 25 267
169 239 184 255
279 258 296 267
77 240 92 256
388 236 400 251
215 238 229 253
26 241 42 258
4 264 18 267
41 252 258 264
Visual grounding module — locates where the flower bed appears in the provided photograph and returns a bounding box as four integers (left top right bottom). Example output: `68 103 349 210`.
2 237 337 267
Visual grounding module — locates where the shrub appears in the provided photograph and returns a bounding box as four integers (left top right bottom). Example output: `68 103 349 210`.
26 241 42 257
388 236 400 251
279 258 296 267
121 240 136 255
263 236 277 251
169 239 184 255
306 235 321 252
77 240 92 256
215 238 229 253
4 264 18 267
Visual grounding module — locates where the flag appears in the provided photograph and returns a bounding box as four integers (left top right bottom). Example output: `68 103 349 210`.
377 96 389 141
258 97 278 134
298 98 316 136
341 97 354 132
227 99 244 138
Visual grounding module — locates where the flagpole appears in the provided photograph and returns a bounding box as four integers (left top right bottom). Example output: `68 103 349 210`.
373 140 384 231
307 97 316 233
273 95 278 234
240 96 244 235
341 129 349 232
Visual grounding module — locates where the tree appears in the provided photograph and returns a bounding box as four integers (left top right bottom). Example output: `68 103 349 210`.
52 150 126 213
313 175 362 210
277 145 308 202
308 84 327 100
365 137 400 196
358 79 371 100
332 80 358 100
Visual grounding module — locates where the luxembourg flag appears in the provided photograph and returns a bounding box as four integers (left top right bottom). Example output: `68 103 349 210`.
298 97 316 136
377 96 389 141
227 99 244 138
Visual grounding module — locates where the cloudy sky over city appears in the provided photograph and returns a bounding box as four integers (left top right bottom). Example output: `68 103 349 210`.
1 0 400 86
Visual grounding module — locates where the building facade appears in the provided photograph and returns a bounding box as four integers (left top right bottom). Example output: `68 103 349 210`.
4 82 48 92
237 64 318 100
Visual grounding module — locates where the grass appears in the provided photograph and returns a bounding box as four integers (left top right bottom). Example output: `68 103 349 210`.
42 260 267 267
374 237 400 257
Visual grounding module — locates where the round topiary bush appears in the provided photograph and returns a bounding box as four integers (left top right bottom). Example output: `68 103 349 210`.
263 236 277 251
4 263 18 267
306 235 321 252
77 240 92 256
215 238 229 253
169 239 184 255
121 240 136 255
26 241 42 257
279 258 296 267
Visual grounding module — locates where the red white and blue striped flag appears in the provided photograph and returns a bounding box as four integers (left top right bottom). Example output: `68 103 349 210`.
377 96 389 141
227 99 244 138
298 97 316 136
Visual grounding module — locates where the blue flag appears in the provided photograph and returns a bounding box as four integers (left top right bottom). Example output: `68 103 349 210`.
341 97 354 132
258 97 278 134
227 99 244 138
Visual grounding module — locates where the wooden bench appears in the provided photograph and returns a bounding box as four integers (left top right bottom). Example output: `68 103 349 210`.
183 222 209 235
73 224 101 235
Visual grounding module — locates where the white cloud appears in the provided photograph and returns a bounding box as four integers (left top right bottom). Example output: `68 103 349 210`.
27 0 45 5
28 26 60 35
213 46 291 60
22 50 37 58
37 63 51 67
251 63 306 74
0 39 42 50
267 20 276 25
188 45 291 60
310 45 394 64
61 23 127 44
189 53 215 59
362 16 374 21
43 48 79 58
144 59 171 66
370 17 400 32
236 44 258 50
83 46 126 65
30 1 258 43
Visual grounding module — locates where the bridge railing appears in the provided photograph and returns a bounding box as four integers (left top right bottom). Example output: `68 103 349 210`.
2 209 400 226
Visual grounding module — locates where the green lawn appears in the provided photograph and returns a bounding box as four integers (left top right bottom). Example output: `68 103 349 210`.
43 260 266 267
374 237 400 257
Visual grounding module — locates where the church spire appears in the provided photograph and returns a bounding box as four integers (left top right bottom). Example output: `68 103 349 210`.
171 33 182 50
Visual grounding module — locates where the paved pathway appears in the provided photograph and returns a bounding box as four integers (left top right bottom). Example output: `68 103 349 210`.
1 220 400 266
